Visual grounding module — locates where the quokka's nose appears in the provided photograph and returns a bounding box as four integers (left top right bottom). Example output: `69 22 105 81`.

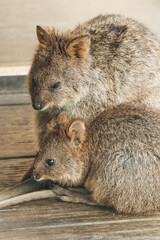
32 102 43 110
33 172 40 181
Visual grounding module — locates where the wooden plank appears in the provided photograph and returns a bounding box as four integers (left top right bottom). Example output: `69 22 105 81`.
0 158 33 191
0 93 30 105
0 75 27 94
0 105 36 158
0 199 160 239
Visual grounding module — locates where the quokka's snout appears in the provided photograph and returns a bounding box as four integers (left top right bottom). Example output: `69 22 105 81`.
31 94 44 110
31 94 56 111
32 102 43 110
32 171 41 181
31 96 49 111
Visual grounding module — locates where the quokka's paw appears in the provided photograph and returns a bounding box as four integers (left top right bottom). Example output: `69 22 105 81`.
52 185 97 205
52 185 74 198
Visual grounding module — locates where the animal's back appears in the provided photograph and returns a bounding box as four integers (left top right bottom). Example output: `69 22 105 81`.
86 104 160 213
73 14 160 107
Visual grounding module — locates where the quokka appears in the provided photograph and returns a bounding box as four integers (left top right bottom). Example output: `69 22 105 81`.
1 104 160 214
27 14 160 146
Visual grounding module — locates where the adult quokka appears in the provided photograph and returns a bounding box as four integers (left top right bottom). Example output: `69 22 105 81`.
27 14 160 146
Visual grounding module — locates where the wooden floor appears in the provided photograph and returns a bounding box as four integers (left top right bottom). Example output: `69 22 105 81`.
0 89 160 239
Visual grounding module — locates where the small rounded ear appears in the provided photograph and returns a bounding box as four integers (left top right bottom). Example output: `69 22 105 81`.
46 112 68 134
66 35 90 60
57 111 68 125
46 118 57 133
67 120 86 144
36 25 51 47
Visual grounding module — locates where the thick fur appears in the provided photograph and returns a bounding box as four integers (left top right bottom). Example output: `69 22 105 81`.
27 14 160 146
33 105 160 214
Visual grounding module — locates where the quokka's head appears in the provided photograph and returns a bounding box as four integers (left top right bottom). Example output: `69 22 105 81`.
27 26 91 111
33 112 88 186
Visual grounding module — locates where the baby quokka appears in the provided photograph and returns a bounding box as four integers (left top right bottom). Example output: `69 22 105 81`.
33 104 160 214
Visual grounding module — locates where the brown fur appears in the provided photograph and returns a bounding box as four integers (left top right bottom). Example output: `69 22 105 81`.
33 104 160 214
27 14 160 146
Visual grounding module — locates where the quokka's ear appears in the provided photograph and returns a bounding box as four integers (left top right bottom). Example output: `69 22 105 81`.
67 120 86 145
36 25 51 47
57 111 68 125
46 112 68 134
66 35 90 60
46 118 57 133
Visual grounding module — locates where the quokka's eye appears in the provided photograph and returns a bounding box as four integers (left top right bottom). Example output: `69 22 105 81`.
49 82 61 91
46 159 55 166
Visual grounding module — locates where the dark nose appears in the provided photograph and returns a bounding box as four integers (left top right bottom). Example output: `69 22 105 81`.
33 172 40 181
32 102 42 110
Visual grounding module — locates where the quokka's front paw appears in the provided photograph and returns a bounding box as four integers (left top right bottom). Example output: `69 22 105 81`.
52 185 96 205
52 185 75 202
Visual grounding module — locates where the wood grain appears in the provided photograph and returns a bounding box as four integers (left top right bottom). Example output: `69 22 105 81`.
0 93 30 105
0 105 36 158
0 199 160 240
0 158 34 191
0 75 27 94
